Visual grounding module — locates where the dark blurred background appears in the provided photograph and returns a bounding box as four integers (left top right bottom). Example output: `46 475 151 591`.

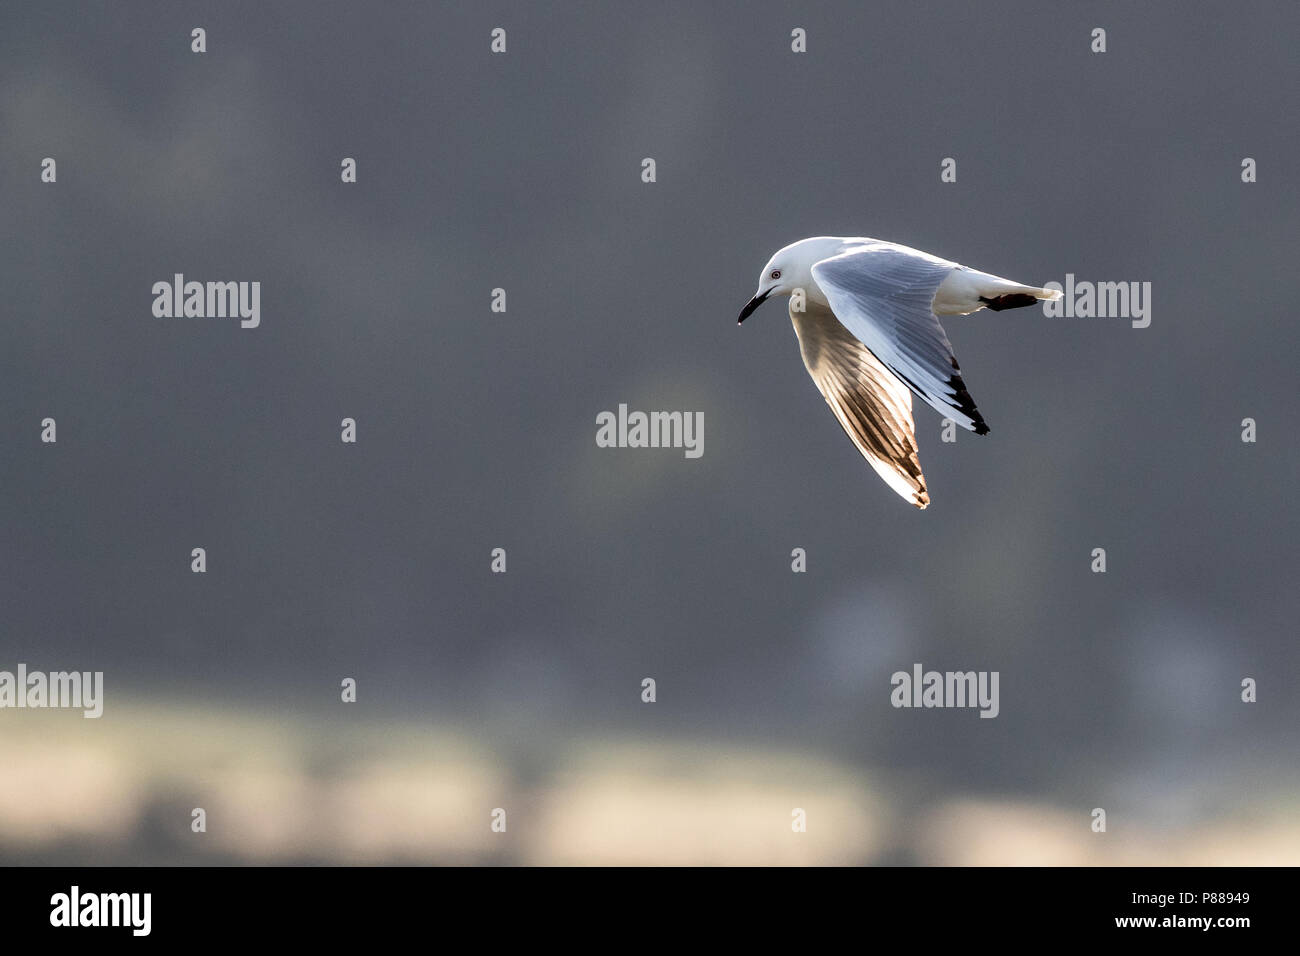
1 0 1296 864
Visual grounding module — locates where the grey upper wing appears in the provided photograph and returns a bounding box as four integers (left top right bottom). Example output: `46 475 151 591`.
791 299 929 509
811 244 988 434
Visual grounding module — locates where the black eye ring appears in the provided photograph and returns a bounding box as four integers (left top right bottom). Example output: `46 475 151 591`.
770 270 781 279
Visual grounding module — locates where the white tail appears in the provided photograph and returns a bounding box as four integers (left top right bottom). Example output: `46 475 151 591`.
935 270 1059 315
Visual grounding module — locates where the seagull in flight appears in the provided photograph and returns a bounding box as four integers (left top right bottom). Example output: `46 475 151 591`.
737 236 1060 509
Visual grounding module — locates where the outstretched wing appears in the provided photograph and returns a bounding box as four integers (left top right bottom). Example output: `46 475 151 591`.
811 244 988 434
791 299 929 509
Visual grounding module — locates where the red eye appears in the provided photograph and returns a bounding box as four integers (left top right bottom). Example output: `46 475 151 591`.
770 270 781 279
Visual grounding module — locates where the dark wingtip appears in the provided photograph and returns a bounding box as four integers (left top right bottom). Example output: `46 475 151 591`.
945 372 989 437
979 293 1038 312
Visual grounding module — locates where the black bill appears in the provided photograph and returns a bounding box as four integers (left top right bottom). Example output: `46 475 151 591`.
736 289 770 324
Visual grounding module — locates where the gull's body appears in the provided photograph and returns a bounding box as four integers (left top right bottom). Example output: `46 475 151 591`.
737 236 1060 509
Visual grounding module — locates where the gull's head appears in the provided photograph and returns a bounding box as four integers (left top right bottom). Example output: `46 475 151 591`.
737 237 847 324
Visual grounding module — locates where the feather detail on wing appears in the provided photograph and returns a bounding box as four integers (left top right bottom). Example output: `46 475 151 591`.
791 299 929 508
811 244 989 434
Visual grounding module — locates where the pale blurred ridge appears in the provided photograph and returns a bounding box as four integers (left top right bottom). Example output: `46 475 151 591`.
914 800 1300 867
1 700 1294 865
